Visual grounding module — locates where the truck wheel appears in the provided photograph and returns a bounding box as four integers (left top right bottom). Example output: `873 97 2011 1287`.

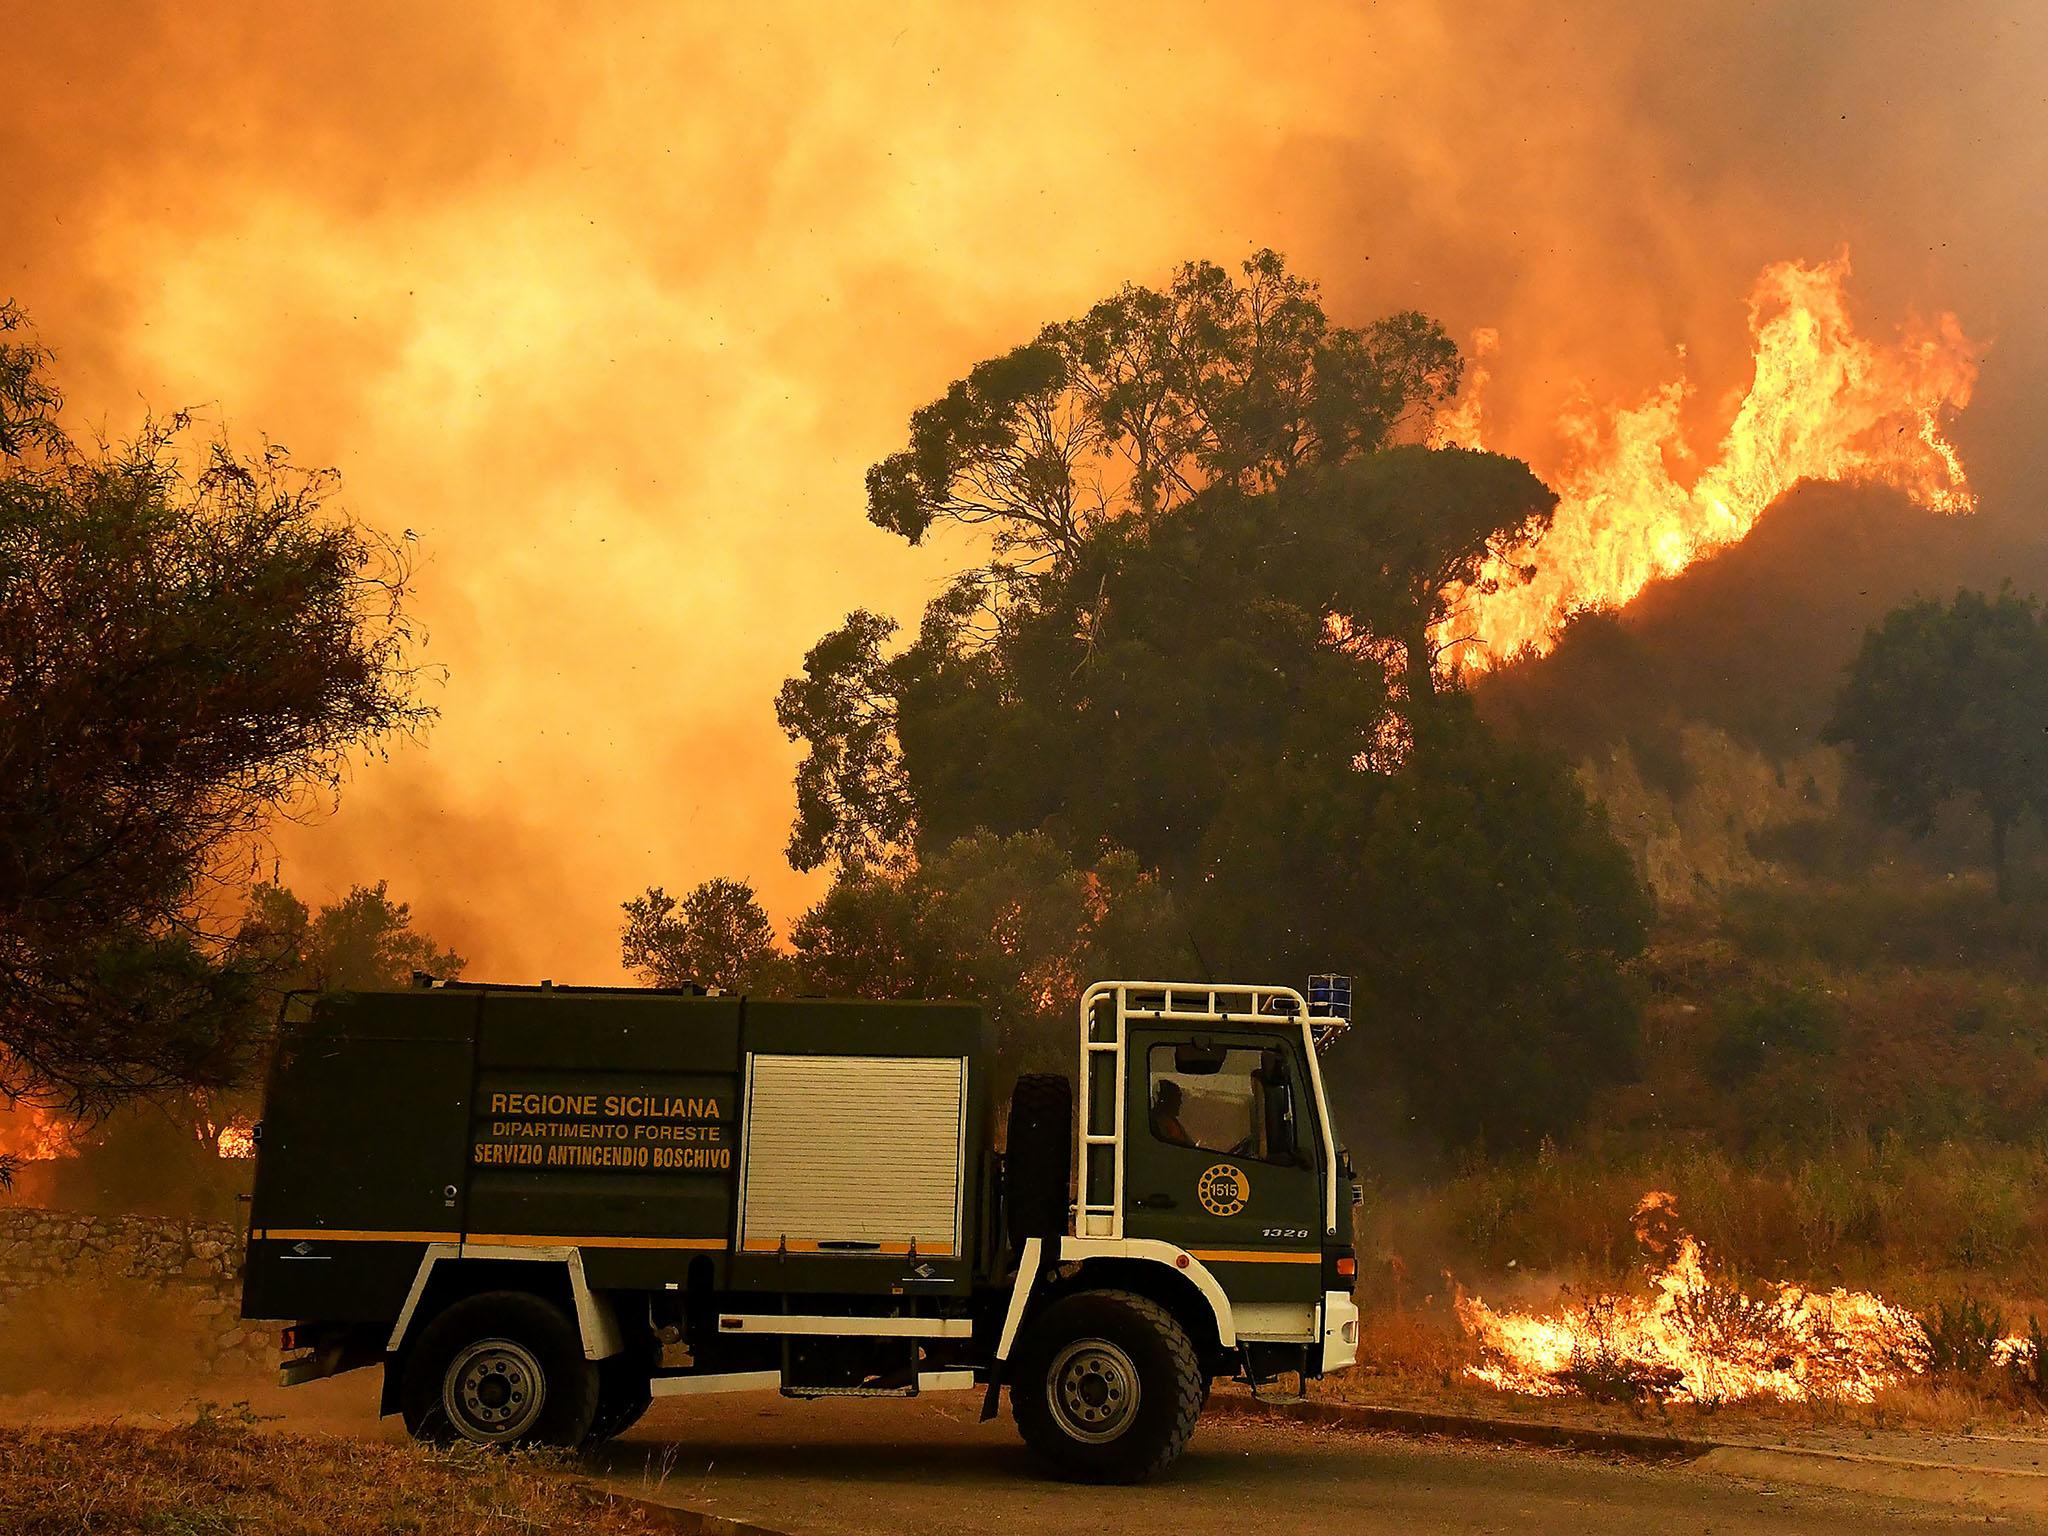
1011 1289 1202 1483
401 1291 600 1449
586 1330 658 1444
1005 1073 1073 1251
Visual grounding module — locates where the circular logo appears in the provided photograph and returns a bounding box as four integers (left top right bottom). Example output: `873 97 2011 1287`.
1197 1163 1250 1217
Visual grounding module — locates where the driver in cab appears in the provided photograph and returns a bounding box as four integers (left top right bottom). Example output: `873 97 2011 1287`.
1151 1079 1193 1146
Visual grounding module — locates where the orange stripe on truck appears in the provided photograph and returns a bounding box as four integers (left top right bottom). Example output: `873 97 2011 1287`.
465 1233 727 1251
254 1229 459 1244
253 1229 726 1250
1187 1248 1321 1265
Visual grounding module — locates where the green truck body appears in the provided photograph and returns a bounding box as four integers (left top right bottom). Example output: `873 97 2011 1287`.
242 978 1358 1481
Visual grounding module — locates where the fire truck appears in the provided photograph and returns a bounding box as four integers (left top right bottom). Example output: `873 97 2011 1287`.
241 978 1359 1482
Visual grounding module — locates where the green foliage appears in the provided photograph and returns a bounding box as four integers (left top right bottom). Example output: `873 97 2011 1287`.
1715 878 2048 978
0 308 430 1111
1921 1295 2008 1381
1706 987 1838 1085
865 339 1082 565
790 831 1194 1079
798 252 1473 873
899 488 1397 872
1827 589 2048 900
1252 702 1649 1152
1633 882 2048 1153
620 878 791 993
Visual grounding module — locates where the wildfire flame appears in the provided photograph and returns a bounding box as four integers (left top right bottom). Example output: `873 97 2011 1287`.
1456 1191 1940 1405
1437 253 1980 669
215 1117 256 1159
0 1102 75 1164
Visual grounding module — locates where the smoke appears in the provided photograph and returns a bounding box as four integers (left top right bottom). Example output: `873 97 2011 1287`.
5 2 2043 978
0 1280 252 1399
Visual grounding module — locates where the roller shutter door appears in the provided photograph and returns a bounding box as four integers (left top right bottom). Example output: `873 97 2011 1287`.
739 1054 967 1256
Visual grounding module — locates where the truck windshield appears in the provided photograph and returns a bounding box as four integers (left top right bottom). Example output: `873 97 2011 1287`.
1147 1044 1300 1163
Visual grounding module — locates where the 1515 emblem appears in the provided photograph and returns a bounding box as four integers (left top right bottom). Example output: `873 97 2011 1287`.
1196 1162 1249 1216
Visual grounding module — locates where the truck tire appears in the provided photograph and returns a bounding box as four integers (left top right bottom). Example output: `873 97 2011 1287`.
586 1329 658 1444
400 1291 600 1449
1010 1288 1202 1483
1005 1073 1072 1251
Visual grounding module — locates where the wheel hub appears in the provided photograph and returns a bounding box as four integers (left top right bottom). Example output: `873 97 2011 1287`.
445 1337 546 1443
1048 1338 1141 1443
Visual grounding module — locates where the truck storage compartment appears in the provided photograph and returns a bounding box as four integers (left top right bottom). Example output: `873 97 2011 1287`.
739 1053 968 1256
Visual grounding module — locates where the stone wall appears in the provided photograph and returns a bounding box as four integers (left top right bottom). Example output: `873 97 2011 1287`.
0 1206 273 1372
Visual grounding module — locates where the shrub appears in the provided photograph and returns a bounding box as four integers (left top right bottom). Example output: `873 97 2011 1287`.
1706 988 1837 1085
1922 1296 2007 1381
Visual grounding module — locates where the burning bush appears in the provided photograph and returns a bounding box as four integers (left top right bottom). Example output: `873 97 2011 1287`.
1457 1191 1934 1407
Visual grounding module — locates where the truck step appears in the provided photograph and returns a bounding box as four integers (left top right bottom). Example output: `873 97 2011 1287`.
780 1370 978 1400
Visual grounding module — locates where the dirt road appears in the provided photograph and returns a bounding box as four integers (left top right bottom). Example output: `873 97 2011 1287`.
582 1393 2031 1535
1 1372 2031 1533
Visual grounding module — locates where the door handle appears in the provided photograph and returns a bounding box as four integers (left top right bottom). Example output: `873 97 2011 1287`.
1134 1192 1177 1210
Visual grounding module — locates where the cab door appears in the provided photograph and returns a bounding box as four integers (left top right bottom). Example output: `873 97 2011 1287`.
1121 1029 1323 1305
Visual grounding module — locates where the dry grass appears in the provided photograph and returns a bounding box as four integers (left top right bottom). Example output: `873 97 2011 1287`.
1348 1298 1479 1391
0 1406 675 1535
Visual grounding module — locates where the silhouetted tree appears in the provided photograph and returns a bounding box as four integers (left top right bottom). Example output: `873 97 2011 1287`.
790 831 1193 1079
2 879 462 1201
1827 589 2048 901
787 252 1466 872
867 250 1461 587
246 881 466 994
775 611 919 872
0 308 431 1118
621 878 792 992
0 303 62 459
1279 448 1554 698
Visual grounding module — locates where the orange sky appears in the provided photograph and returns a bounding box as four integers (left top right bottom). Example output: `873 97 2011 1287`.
6 3 2044 980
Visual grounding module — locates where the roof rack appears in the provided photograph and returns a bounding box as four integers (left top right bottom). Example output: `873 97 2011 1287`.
412 975 717 997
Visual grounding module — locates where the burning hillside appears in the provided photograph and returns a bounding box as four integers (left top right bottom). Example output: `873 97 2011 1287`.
1455 1191 1983 1407
1438 254 1981 671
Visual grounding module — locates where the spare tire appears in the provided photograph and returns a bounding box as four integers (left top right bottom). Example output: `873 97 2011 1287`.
1005 1072 1073 1251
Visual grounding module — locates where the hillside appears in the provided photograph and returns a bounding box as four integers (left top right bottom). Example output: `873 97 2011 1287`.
1476 482 2048 898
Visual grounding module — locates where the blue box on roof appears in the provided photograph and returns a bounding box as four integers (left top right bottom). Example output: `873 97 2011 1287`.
1308 974 1352 1020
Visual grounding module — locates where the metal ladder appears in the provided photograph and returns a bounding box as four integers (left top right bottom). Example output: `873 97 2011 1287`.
1078 989 1126 1239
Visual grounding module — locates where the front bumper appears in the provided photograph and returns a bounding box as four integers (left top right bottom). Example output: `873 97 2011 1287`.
1321 1288 1360 1374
